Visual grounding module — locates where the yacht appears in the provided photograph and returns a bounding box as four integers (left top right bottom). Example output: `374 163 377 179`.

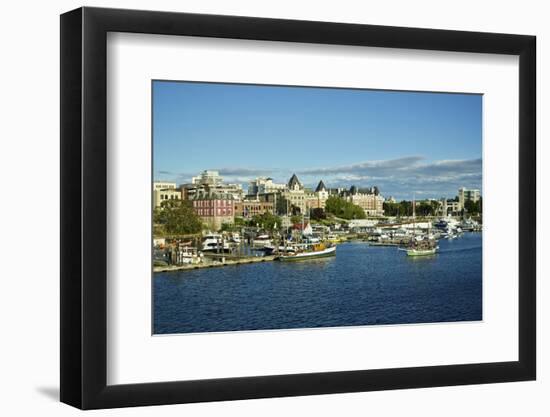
251 234 272 248
201 233 231 252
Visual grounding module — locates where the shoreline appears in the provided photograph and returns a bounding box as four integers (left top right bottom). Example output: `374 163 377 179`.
154 255 277 273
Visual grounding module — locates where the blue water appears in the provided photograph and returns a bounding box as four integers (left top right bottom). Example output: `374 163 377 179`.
153 233 482 334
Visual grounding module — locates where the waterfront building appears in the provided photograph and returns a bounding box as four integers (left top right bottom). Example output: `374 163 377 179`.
234 200 274 219
348 219 379 232
247 177 286 196
344 186 385 217
153 181 177 191
182 170 244 201
438 188 480 216
153 187 182 208
439 198 462 216
191 191 235 231
179 183 193 200
305 193 322 210
458 187 481 208
313 180 329 209
211 183 244 201
280 174 307 214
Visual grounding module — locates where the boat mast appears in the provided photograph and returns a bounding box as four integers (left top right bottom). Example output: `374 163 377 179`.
412 194 416 238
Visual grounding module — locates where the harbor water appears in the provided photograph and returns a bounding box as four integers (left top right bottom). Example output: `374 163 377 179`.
153 232 482 334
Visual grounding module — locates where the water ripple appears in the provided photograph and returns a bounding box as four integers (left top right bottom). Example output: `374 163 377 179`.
154 233 482 334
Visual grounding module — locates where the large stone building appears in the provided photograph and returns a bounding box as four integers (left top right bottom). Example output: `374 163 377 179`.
153 181 182 207
234 200 275 219
313 180 329 209
153 181 176 191
191 191 235 231
348 193 384 217
342 186 384 217
279 174 308 214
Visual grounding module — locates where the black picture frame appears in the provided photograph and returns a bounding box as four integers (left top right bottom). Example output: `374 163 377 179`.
60 6 536 410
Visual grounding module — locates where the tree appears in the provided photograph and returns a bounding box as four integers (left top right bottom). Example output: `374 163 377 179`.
233 217 246 227
325 196 366 220
310 208 326 220
153 199 203 236
415 201 437 217
464 198 482 216
290 214 302 225
251 212 282 230
383 201 399 217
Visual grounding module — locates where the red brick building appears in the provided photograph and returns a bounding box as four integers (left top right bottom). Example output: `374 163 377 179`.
192 192 235 231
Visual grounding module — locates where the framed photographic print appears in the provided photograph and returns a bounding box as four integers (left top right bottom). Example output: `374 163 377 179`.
60 7 536 409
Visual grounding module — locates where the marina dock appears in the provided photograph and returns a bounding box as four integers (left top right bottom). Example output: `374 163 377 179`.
154 254 277 273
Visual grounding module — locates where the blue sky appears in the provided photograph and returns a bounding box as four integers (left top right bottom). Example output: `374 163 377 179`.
153 81 482 200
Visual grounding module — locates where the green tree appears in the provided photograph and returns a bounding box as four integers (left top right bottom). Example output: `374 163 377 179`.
290 214 302 225
325 196 366 220
325 196 345 216
416 201 435 217
233 217 246 227
464 198 482 215
251 212 282 230
310 208 326 220
153 199 203 236
383 201 399 217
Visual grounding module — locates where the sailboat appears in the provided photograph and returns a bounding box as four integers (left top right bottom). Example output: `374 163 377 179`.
278 242 336 261
278 210 336 261
405 195 438 256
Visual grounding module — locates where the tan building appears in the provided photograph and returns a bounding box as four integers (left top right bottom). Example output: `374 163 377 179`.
440 199 462 215
458 187 480 208
234 200 274 219
348 192 385 217
153 181 176 191
153 187 182 208
280 174 307 214
313 180 329 209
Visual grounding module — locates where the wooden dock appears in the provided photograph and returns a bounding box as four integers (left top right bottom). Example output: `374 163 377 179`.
154 255 277 273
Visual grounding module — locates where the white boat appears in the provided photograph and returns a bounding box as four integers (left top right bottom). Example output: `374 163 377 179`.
201 234 231 252
177 247 201 264
406 247 438 256
228 233 241 244
252 234 272 247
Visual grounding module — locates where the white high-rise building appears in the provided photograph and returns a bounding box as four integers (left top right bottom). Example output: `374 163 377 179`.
247 177 286 195
458 187 481 208
192 170 223 186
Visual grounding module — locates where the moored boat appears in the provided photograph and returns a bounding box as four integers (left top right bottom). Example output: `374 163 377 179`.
278 242 336 261
201 233 231 252
406 246 438 256
251 234 272 248
402 195 438 257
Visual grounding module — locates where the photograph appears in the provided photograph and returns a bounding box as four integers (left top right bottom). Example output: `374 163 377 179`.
152 81 483 335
